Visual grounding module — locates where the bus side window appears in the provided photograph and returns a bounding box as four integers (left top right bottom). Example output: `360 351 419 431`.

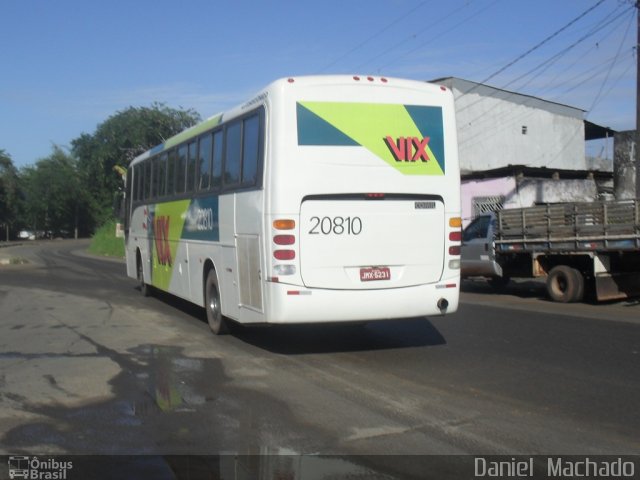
187 141 197 193
241 114 260 186
151 156 159 199
133 164 141 202
167 149 176 196
224 122 241 187
157 154 167 197
159 153 167 195
212 130 223 190
143 159 151 200
176 145 188 194
198 134 212 191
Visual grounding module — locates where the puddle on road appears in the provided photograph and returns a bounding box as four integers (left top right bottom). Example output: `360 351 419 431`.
1 342 323 455
0 343 426 478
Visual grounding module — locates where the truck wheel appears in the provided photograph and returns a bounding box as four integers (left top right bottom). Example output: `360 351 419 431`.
205 270 228 335
546 266 583 303
570 268 585 302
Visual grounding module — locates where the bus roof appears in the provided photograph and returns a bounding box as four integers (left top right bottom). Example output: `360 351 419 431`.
129 75 446 166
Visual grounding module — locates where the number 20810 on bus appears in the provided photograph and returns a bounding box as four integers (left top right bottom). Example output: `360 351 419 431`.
124 75 462 334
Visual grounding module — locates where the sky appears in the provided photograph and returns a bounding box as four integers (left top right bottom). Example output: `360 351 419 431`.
1 0 636 168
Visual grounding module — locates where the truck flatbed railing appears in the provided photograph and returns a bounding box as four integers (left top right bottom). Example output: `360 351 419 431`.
495 199 640 252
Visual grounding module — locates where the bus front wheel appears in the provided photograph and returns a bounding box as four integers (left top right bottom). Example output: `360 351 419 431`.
205 270 228 335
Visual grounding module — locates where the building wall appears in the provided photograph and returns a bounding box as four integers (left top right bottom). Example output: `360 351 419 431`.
462 177 598 226
438 79 586 172
613 130 637 200
461 177 516 224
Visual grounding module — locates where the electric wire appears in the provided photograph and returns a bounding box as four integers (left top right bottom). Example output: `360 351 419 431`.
476 0 607 87
357 0 500 73
317 0 431 74
456 3 634 128
353 0 472 72
586 7 635 116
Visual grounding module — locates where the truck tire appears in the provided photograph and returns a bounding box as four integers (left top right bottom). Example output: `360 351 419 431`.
570 268 585 302
546 266 584 303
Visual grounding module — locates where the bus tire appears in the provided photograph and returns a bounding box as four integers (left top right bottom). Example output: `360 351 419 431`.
546 266 582 303
205 270 228 335
137 252 150 297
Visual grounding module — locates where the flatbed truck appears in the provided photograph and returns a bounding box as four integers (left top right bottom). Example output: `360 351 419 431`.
461 200 640 302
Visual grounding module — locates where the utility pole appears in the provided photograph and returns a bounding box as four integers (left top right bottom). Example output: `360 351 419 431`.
636 1 640 198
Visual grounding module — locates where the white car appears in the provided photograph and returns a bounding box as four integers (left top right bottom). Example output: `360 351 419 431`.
17 230 36 240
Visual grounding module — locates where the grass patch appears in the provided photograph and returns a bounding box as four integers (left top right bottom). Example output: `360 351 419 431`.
89 220 125 258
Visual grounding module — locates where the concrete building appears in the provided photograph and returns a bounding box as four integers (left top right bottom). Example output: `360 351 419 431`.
431 77 615 224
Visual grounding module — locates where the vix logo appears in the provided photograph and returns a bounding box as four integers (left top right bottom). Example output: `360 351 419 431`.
154 215 172 266
385 136 431 162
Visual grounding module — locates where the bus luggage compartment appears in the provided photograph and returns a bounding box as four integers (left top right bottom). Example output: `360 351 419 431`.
299 198 445 290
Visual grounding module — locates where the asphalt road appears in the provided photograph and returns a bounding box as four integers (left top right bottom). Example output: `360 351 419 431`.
0 240 638 478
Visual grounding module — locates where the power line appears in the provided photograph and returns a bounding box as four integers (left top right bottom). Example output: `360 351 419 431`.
354 0 471 72
456 4 633 119
586 6 635 115
504 4 632 93
317 1 431 73
469 0 607 93
357 0 496 73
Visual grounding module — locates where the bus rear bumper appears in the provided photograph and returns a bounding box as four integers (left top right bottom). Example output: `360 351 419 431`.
264 277 460 324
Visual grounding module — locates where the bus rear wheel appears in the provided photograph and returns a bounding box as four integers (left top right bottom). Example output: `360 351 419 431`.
205 270 228 335
137 253 150 297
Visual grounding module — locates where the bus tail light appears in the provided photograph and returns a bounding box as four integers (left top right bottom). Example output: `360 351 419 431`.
365 193 385 199
274 250 296 260
274 234 295 245
272 219 297 276
448 216 462 268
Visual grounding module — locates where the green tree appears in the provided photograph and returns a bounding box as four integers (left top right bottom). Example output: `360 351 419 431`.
20 147 89 238
72 102 201 227
0 150 19 240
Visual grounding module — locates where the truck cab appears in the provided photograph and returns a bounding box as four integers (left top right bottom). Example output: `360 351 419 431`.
461 213 504 280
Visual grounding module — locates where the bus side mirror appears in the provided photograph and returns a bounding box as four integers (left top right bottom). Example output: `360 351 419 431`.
113 191 125 223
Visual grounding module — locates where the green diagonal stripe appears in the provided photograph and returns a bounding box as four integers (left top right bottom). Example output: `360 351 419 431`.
299 102 444 176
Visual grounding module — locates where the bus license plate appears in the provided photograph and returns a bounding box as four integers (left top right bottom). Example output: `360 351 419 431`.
360 267 391 282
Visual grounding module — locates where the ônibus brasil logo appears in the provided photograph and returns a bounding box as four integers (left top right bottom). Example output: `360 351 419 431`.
384 136 432 162
8 456 73 479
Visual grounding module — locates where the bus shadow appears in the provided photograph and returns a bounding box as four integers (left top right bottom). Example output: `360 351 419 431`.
231 318 447 355
137 286 447 355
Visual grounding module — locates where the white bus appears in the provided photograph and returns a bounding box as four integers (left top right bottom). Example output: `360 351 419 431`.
125 75 461 334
